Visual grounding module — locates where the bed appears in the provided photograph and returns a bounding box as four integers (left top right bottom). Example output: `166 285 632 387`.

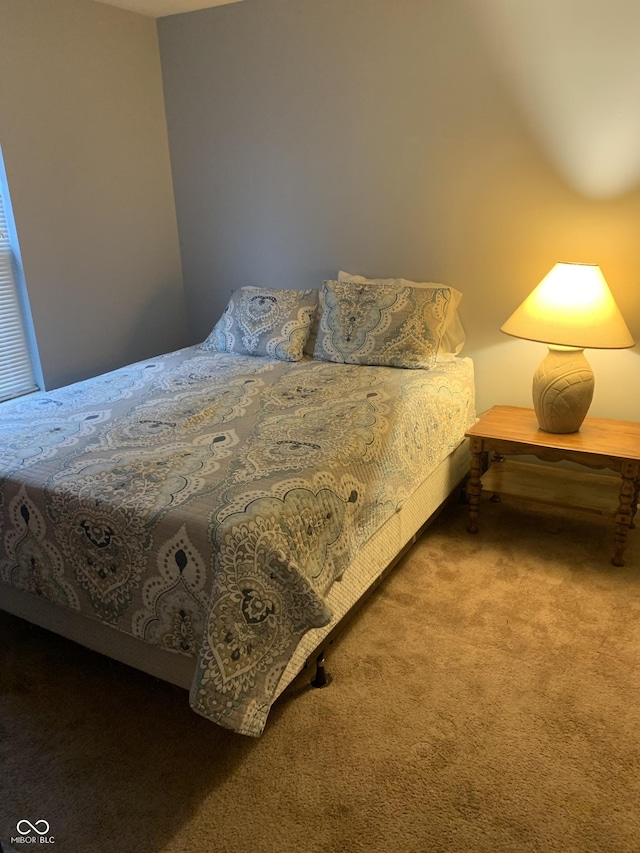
0 274 475 736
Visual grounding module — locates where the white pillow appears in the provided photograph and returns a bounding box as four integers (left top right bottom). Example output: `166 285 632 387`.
337 271 465 356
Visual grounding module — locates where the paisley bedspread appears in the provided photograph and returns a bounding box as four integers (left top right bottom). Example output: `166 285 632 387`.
0 347 474 735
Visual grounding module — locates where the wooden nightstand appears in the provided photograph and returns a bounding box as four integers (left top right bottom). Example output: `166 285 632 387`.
465 405 640 566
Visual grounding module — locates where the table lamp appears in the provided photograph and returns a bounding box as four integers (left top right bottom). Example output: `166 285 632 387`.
500 262 635 433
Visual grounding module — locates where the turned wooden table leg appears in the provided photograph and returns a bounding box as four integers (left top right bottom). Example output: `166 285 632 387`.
467 437 484 534
612 461 640 566
631 478 639 530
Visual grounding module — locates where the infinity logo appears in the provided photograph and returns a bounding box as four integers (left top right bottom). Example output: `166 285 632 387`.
16 820 50 836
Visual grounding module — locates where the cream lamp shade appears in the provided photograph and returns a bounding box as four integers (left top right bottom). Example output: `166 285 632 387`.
501 263 635 433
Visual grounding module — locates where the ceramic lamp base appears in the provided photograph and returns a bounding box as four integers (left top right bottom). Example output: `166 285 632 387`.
532 346 595 433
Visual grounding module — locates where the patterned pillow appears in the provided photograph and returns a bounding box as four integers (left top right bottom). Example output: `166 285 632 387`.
337 271 465 356
313 279 452 369
202 287 319 362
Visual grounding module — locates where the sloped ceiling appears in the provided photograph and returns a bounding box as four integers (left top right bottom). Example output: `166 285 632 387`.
95 0 243 18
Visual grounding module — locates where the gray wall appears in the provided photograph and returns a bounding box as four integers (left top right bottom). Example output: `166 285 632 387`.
159 0 640 419
0 0 188 390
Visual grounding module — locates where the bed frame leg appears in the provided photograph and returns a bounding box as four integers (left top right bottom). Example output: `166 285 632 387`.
311 651 332 688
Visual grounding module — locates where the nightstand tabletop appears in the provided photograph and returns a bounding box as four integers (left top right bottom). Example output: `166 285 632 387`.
466 405 640 462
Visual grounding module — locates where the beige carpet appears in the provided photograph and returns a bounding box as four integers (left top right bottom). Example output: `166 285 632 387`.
1 494 639 853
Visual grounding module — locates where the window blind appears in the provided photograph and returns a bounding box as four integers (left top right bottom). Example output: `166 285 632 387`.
0 183 38 403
